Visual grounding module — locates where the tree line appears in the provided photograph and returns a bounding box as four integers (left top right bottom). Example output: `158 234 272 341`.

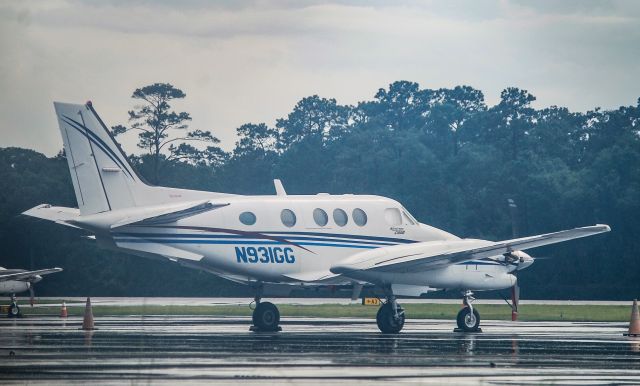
1 81 639 299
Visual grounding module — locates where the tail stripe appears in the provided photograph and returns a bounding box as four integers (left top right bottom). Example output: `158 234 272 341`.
61 115 135 179
77 111 112 211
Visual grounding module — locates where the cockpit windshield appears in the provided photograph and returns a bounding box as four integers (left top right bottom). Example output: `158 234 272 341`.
401 207 418 225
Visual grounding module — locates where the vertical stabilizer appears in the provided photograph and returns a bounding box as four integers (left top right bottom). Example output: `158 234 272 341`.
54 102 140 215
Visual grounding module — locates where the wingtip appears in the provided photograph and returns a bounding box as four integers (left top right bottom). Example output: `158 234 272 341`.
596 224 612 232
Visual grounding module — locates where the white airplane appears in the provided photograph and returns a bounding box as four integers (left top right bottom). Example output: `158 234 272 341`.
23 101 610 332
0 267 63 317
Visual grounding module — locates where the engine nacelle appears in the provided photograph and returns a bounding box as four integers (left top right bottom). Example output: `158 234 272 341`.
0 280 30 295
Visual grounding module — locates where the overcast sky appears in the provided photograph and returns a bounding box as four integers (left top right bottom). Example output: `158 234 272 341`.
1 0 639 156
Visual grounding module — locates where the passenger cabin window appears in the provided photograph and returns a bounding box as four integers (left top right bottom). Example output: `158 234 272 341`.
333 208 348 227
352 208 367 226
384 208 402 226
313 208 328 226
280 209 296 227
239 211 256 225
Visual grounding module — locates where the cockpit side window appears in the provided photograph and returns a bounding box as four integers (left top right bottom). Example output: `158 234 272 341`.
384 208 402 226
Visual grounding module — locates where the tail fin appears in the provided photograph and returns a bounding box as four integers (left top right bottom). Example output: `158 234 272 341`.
54 101 142 215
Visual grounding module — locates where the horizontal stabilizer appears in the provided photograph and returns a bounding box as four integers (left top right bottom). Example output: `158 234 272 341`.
22 204 81 228
110 201 228 228
0 268 63 282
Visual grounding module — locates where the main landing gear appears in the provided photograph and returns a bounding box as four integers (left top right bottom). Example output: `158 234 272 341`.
455 290 481 332
376 287 405 334
7 294 21 318
250 284 281 332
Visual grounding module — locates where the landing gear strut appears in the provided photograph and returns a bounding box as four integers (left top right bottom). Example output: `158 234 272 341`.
376 286 405 334
455 290 481 332
250 284 281 332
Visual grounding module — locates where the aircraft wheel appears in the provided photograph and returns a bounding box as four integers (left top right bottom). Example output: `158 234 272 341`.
456 307 480 332
8 302 20 318
252 302 280 331
376 302 405 334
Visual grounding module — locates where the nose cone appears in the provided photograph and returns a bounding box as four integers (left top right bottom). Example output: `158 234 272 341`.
515 251 534 270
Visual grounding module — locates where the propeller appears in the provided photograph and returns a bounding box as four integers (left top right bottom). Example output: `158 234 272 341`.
499 250 536 318
27 274 43 307
29 285 35 307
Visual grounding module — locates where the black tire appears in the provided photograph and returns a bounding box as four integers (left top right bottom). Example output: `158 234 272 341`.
456 307 480 331
252 302 280 331
8 302 20 318
376 303 405 334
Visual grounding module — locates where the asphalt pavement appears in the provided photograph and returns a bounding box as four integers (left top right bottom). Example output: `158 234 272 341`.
1 314 640 385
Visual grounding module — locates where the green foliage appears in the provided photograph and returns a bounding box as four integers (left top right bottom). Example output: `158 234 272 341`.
1 80 639 299
112 83 227 183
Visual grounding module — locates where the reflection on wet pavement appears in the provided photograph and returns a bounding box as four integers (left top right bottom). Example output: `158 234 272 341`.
1 316 639 384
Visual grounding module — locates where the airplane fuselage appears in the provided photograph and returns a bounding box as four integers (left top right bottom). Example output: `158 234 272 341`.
83 194 519 292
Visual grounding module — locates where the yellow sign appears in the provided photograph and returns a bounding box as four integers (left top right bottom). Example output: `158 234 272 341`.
362 297 381 306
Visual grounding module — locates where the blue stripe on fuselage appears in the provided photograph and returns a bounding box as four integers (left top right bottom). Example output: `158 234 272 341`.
113 232 408 246
113 237 378 249
112 231 406 247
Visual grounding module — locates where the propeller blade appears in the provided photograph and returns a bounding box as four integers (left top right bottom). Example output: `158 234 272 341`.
510 282 520 321
29 286 35 307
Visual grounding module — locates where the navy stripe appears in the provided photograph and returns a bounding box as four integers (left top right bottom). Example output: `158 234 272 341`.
112 232 398 246
139 225 315 253
114 238 377 249
61 115 135 179
66 114 135 179
61 115 131 178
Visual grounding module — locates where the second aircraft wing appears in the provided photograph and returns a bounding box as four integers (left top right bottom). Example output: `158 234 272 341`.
0 268 63 282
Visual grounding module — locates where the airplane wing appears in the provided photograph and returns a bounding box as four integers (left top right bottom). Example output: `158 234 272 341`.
0 268 63 282
330 224 610 276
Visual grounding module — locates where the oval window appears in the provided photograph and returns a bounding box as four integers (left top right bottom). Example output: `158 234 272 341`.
281 209 296 227
239 211 256 225
352 208 367 226
313 208 328 227
333 208 348 227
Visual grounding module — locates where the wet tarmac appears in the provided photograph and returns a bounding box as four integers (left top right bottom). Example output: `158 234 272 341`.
34 296 633 307
1 315 640 385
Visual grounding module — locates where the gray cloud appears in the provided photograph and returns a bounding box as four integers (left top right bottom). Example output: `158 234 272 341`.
1 0 638 156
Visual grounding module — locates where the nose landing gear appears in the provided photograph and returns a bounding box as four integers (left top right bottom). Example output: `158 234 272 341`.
455 290 482 332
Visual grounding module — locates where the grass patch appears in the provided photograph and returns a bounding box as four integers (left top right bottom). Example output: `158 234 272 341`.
15 302 632 322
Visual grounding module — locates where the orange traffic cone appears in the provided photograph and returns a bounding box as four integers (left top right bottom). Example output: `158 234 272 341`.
624 299 640 337
82 297 95 330
60 302 68 318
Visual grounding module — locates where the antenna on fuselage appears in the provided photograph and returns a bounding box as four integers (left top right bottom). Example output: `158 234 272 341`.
274 179 287 196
